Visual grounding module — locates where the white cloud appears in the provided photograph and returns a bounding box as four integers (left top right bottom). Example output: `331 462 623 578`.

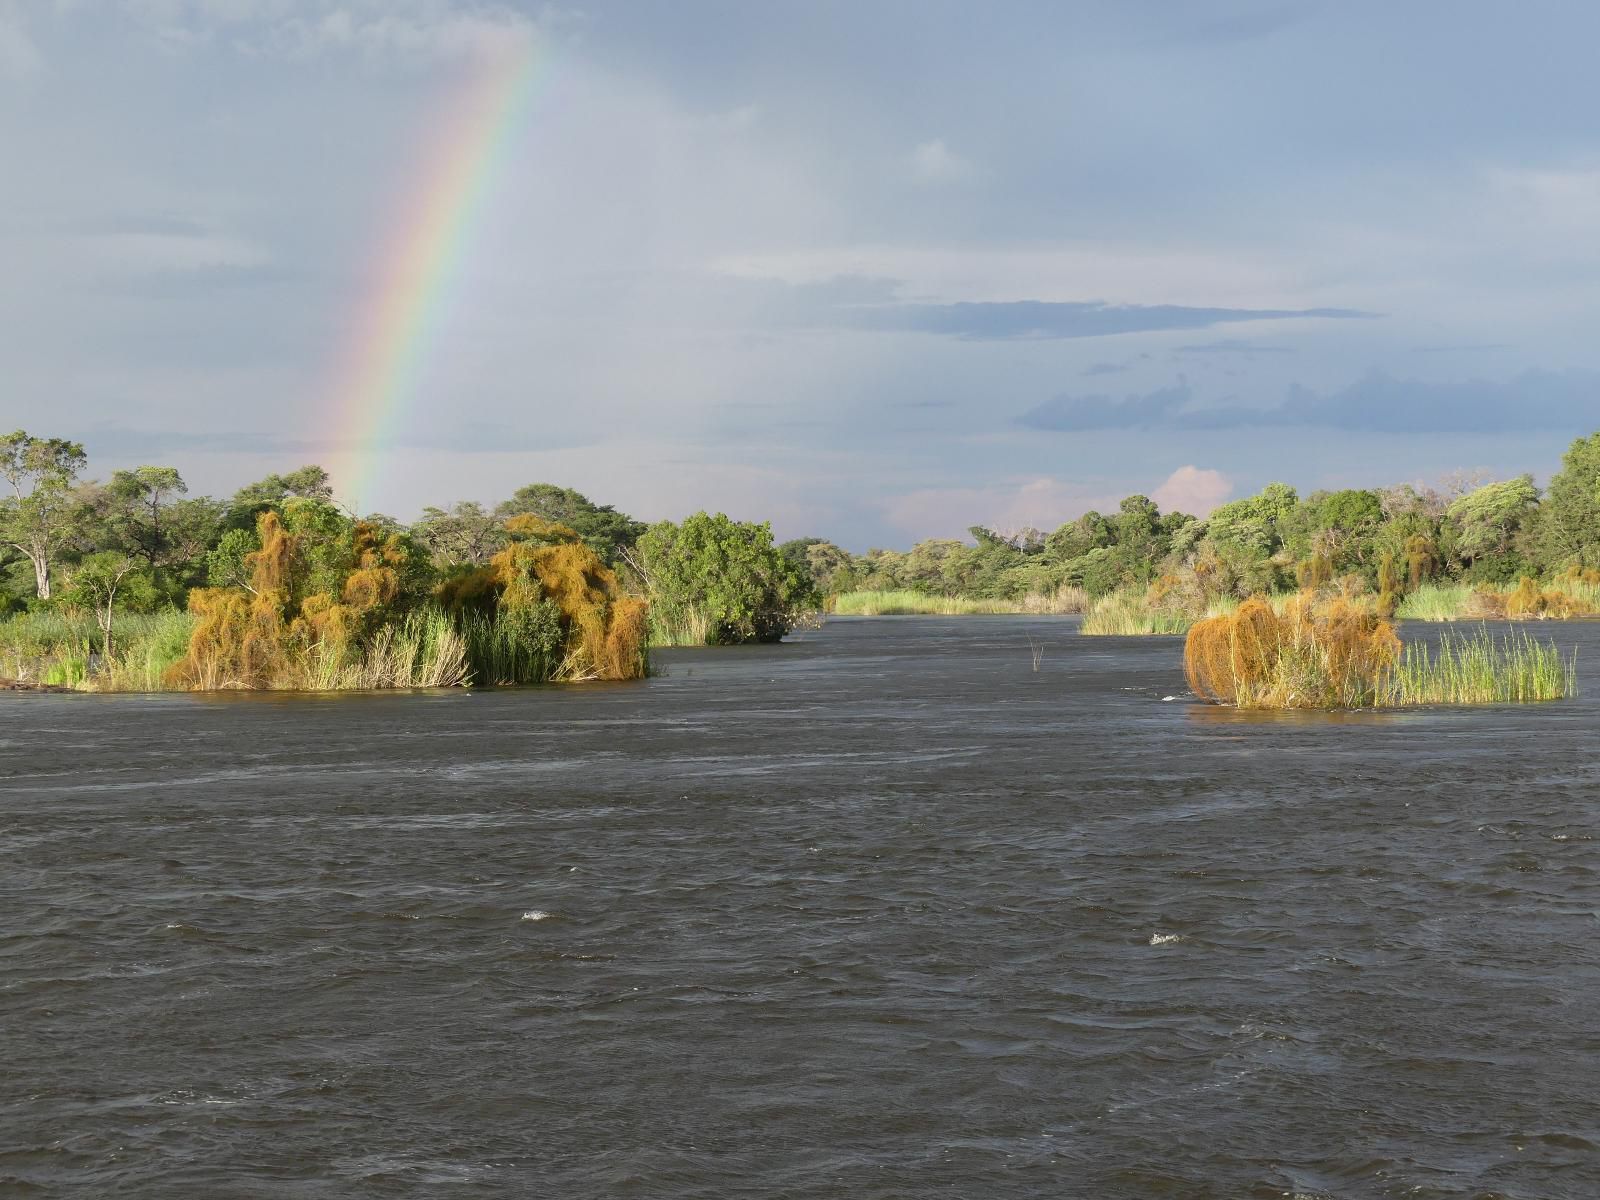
908 138 977 184
1152 465 1232 516
0 2 43 80
123 0 538 63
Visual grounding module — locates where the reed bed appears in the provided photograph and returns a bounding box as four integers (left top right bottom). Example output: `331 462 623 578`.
830 590 1035 616
648 605 715 647
1080 589 1195 635
1395 576 1600 622
0 610 196 690
1395 584 1475 622
1385 627 1576 705
1185 592 1576 709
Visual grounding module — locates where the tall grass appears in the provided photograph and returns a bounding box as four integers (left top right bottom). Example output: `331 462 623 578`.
1396 576 1600 622
1385 627 1577 705
459 604 563 684
830 590 1065 616
94 611 198 692
1185 592 1577 709
1395 583 1475 622
1 606 469 692
0 610 196 690
649 605 715 647
1080 588 1195 635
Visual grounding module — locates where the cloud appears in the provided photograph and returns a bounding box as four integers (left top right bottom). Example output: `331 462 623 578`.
123 0 538 63
1160 4 1310 47
908 138 978 184
0 3 42 80
1019 368 1600 433
1174 338 1295 356
845 299 1370 341
1152 465 1232 516
1082 361 1130 376
1019 381 1194 430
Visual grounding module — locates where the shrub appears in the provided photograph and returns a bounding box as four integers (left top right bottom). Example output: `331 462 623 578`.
1184 593 1401 708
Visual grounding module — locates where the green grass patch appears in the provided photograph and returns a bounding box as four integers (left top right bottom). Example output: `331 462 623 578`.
1080 588 1196 635
1385 627 1577 705
1395 583 1476 622
830 590 1037 616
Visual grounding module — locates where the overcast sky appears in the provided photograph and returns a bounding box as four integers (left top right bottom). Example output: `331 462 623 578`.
5 1 1600 548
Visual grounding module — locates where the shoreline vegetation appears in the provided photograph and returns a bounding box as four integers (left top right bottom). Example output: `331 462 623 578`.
1184 591 1576 710
2 426 1597 707
830 586 1088 616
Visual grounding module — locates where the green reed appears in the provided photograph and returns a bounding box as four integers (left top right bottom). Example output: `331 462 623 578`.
1382 626 1577 705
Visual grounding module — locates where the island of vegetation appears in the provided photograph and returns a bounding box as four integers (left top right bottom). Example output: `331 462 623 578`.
2 427 1595 706
0 436 816 691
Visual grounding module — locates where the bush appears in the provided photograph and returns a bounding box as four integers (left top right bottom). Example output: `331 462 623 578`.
636 512 816 645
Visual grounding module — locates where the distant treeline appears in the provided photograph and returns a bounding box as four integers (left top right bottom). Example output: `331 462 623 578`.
782 432 1600 609
4 428 1600 689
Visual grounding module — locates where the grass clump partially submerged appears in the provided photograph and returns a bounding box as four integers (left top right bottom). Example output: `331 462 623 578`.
1080 587 1195 635
1388 628 1576 704
1185 590 1576 709
832 590 1008 615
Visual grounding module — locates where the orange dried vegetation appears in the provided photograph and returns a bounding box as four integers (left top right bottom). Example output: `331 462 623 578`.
1185 590 1401 708
169 512 409 689
438 514 648 682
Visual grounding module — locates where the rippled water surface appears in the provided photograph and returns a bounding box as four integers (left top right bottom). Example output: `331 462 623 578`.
4 616 1600 1198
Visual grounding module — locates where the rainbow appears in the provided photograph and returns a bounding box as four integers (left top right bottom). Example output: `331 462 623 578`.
327 41 543 511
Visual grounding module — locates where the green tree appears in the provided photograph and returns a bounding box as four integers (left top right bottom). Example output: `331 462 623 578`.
496 483 643 566
1536 433 1600 570
225 465 335 529
634 512 815 644
1206 482 1298 558
413 501 507 567
0 431 88 599
65 551 154 661
779 538 856 595
1445 475 1539 581
95 466 222 593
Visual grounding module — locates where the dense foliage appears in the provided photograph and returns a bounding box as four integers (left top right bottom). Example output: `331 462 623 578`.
793 431 1600 617
634 512 817 645
5 424 1600 689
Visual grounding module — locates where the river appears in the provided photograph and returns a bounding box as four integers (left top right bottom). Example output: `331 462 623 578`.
3 616 1598 1198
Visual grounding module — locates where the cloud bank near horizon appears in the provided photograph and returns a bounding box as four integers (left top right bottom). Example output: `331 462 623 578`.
4 1 1600 547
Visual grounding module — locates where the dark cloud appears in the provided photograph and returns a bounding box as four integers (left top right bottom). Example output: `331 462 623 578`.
1019 369 1600 434
1019 382 1196 431
1174 339 1296 356
843 300 1371 341
1163 5 1311 47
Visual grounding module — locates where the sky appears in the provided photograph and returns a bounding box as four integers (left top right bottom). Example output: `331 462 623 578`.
4 0 1600 549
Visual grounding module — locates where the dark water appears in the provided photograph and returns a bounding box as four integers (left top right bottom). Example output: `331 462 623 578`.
3 617 1599 1199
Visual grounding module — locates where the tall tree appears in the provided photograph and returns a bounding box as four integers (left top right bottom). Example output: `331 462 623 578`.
496 483 644 566
97 466 221 579
412 501 507 567
1536 433 1600 570
0 431 88 599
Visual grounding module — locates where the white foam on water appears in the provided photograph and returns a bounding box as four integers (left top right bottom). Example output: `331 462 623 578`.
1149 932 1182 946
521 910 552 922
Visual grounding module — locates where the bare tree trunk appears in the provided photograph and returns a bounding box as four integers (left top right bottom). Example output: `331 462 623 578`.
32 554 49 600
